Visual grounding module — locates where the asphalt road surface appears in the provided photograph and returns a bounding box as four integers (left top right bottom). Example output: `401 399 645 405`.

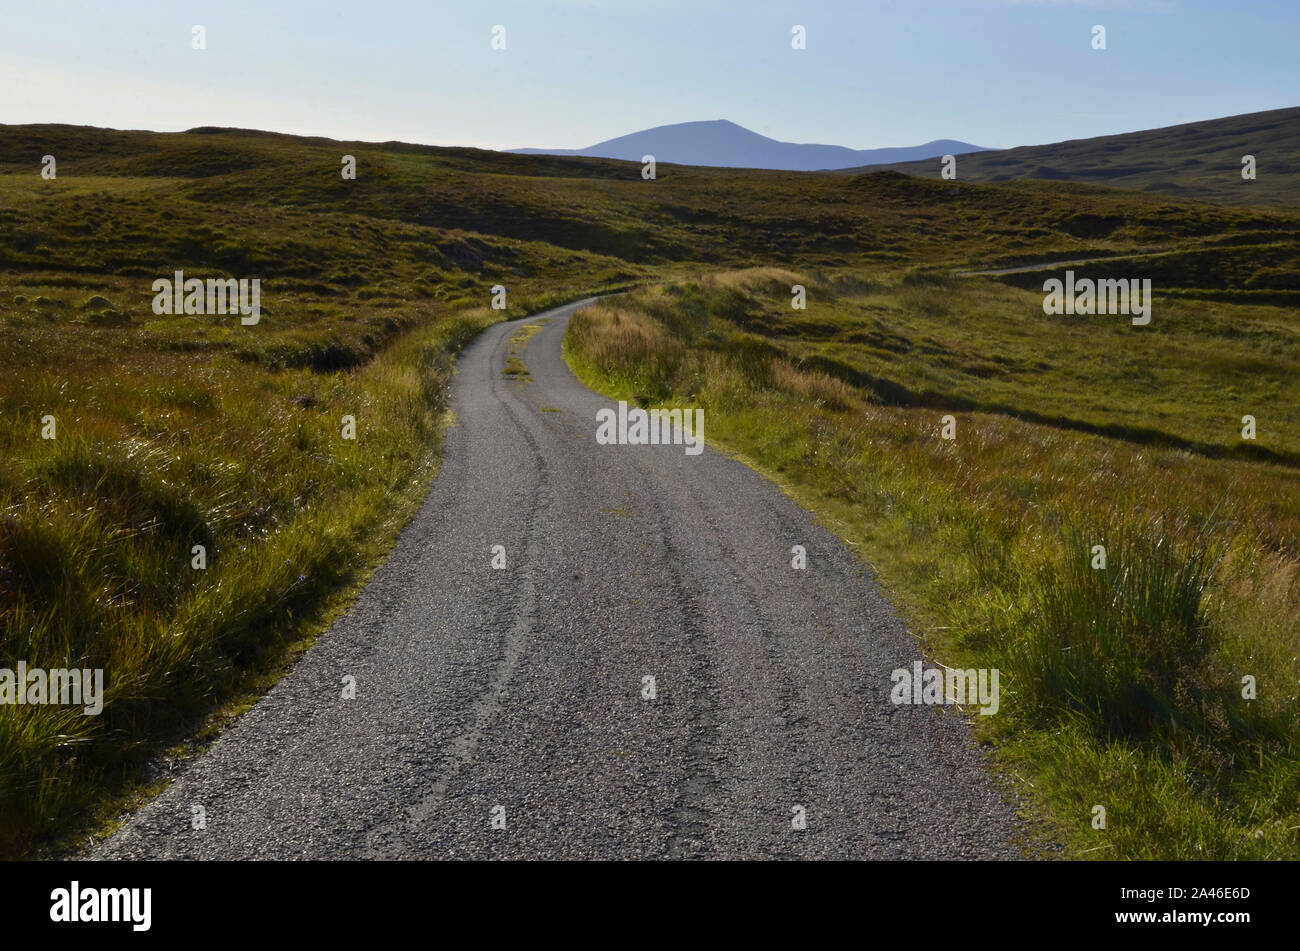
95 297 1025 860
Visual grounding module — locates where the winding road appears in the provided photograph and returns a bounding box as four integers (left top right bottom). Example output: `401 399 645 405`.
95 297 1025 860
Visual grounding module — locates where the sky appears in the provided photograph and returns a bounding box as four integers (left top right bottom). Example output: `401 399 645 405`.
1 0 1296 153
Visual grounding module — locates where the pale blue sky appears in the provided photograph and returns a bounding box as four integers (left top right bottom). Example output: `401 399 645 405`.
1 0 1295 152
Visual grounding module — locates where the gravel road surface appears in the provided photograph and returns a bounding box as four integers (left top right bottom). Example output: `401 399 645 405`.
95 297 1025 860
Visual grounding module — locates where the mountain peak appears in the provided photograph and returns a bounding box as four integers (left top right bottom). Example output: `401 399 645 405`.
509 120 987 171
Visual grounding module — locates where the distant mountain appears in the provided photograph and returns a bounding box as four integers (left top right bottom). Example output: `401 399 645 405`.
509 119 989 172
862 105 1300 207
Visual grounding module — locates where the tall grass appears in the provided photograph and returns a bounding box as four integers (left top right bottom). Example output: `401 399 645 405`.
0 302 507 856
1009 515 1225 737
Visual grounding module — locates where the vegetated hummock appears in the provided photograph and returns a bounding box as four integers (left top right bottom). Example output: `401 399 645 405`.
0 119 1296 858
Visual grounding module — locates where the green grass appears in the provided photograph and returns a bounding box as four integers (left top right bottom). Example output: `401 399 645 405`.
773 271 1298 465
563 272 1300 859
502 323 543 381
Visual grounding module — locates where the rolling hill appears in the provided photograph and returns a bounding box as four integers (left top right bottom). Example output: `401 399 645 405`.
862 105 1300 207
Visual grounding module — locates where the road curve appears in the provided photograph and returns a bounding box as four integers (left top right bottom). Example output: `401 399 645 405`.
952 248 1170 278
95 297 1026 860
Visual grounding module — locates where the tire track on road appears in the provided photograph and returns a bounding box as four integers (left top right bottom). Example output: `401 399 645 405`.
94 295 1028 861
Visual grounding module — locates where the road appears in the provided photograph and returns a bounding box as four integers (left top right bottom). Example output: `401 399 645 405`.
953 248 1169 277
95 297 1025 860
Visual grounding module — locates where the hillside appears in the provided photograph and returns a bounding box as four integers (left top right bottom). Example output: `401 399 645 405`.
862 106 1300 207
4 123 1299 282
